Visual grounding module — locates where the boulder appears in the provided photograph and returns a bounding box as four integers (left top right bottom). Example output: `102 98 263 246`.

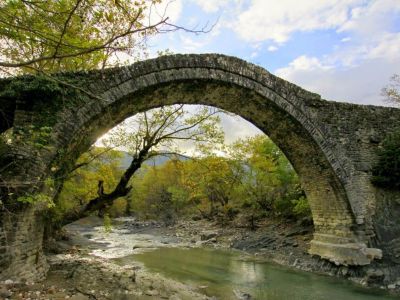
200 231 218 241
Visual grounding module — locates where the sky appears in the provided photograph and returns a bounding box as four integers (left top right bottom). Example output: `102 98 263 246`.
102 0 400 150
148 0 400 106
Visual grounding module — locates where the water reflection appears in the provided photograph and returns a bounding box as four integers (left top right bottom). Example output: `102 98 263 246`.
229 259 265 286
116 247 397 300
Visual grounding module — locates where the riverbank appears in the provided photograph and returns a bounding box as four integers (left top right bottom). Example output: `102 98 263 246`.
1 216 399 299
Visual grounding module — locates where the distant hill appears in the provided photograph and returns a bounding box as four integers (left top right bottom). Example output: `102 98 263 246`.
118 151 188 170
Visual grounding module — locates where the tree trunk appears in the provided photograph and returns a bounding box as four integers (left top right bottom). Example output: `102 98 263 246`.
61 146 151 225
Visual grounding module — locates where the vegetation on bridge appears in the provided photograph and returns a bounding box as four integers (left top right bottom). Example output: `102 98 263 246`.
372 129 400 190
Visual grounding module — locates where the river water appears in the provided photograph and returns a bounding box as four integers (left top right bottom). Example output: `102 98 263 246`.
116 247 397 300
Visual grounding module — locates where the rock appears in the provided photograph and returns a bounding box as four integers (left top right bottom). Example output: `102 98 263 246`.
365 269 384 284
339 267 349 276
233 289 252 300
388 284 396 289
145 289 159 296
285 227 310 237
0 286 12 298
200 231 218 241
4 279 13 285
69 292 90 300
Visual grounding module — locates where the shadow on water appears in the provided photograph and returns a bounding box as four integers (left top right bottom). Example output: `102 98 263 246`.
115 247 398 300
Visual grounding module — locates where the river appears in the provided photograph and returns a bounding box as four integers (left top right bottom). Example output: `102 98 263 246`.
63 217 399 300
114 247 397 300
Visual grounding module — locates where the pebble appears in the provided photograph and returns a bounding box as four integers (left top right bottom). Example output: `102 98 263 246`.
69 293 89 300
0 287 12 298
145 289 159 296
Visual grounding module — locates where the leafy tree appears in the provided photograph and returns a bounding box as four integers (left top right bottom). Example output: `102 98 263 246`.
127 134 310 225
372 130 400 189
184 156 239 218
382 74 400 106
56 148 125 218
229 136 301 211
62 105 224 223
129 160 187 224
0 0 185 74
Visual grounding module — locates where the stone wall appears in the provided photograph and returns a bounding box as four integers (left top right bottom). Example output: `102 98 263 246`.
0 205 48 282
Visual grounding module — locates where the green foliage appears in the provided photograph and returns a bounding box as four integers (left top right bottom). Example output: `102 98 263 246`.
128 134 311 222
0 75 87 136
17 192 55 208
130 161 185 223
103 214 113 233
0 76 63 100
56 148 126 216
0 0 164 73
372 130 400 189
292 196 311 218
16 176 56 208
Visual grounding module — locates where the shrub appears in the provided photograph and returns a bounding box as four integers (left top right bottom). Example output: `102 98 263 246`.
372 130 400 189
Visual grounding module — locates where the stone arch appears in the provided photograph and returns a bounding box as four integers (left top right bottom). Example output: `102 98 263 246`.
48 54 380 265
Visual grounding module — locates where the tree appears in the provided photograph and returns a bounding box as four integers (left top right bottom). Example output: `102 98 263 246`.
382 74 400 106
183 156 239 218
129 160 187 224
56 148 125 218
372 130 400 189
0 0 205 74
62 105 224 222
228 135 309 219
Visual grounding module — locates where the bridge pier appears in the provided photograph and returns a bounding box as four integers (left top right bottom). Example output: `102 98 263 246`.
310 234 382 266
0 205 48 282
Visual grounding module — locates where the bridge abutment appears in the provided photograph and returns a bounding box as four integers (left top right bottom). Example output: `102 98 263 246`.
0 205 48 282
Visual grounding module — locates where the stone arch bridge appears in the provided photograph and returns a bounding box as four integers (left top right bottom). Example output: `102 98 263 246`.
1 54 400 282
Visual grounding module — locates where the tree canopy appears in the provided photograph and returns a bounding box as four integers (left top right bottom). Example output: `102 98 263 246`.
0 0 193 74
382 74 400 106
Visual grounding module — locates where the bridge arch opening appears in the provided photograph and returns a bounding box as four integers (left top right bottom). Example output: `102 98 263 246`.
51 58 365 264
59 104 311 226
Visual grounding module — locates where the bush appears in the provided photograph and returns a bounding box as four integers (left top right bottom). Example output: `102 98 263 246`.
292 196 311 218
372 130 400 189
103 214 112 233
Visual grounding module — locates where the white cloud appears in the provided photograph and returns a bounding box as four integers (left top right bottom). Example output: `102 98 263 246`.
250 51 258 58
193 0 231 13
277 55 333 75
264 0 400 106
267 45 278 52
148 0 182 25
323 31 400 67
233 0 364 43
179 35 211 52
276 56 400 106
338 0 400 37
365 32 400 61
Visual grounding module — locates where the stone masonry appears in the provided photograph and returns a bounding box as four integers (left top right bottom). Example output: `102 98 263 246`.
0 54 400 282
